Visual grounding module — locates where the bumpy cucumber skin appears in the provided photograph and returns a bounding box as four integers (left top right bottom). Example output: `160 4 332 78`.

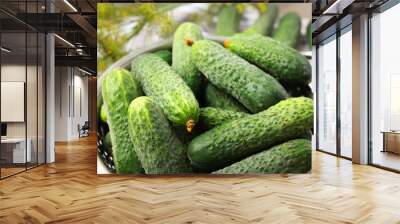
192 40 288 113
172 22 203 96
188 97 313 170
272 12 301 48
200 107 247 130
204 83 248 113
214 139 311 174
244 4 278 36
226 33 311 85
128 97 192 174
153 50 172 65
216 4 240 36
102 68 143 174
131 53 200 128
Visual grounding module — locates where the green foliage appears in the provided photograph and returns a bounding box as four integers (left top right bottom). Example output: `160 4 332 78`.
97 3 277 73
97 3 179 72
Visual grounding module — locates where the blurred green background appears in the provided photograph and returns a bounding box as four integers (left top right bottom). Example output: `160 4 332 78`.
97 3 311 73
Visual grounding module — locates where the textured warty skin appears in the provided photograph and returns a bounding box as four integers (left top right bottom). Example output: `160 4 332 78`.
128 96 193 174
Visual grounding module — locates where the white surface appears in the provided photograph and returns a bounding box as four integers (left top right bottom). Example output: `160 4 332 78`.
371 4 400 167
46 31 55 163
1 137 31 163
311 45 317 151
1 82 25 122
55 67 89 141
1 138 26 143
97 154 110 174
390 74 400 130
339 27 353 158
317 36 337 154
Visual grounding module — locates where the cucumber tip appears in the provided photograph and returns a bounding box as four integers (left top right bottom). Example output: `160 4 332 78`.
184 38 194 46
223 39 230 48
186 119 195 133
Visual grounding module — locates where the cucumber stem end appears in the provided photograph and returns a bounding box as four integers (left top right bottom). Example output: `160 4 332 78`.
186 119 195 133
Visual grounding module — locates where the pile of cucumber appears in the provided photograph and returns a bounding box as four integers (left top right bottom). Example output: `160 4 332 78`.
217 4 312 51
98 22 313 175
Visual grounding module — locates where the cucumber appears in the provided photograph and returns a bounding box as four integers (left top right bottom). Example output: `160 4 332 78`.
204 83 248 113
200 107 247 130
103 132 112 149
272 12 301 48
224 33 311 85
102 68 143 174
192 40 288 113
215 4 240 36
214 139 311 174
244 4 278 36
97 93 103 116
131 53 200 132
100 104 107 123
188 97 313 170
153 50 172 65
128 97 192 174
172 125 201 145
283 83 312 98
172 22 203 96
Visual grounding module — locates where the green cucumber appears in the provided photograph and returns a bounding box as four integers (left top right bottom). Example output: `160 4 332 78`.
172 22 203 95
204 83 248 113
192 40 288 113
131 53 200 132
100 104 107 123
103 132 112 149
214 139 311 174
272 12 301 48
172 125 201 145
200 107 247 130
153 50 172 65
188 97 313 170
224 33 311 85
215 4 240 36
128 97 192 174
97 93 103 116
102 68 143 174
244 4 278 36
283 83 312 98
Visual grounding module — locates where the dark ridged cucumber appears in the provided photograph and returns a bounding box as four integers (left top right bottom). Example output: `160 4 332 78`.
204 83 248 113
128 97 192 174
131 53 200 132
188 97 313 170
200 107 247 130
283 83 312 98
272 12 301 48
102 68 143 174
224 33 311 85
244 4 278 36
214 139 311 174
153 50 172 65
192 40 288 113
215 4 240 36
172 22 203 95
103 132 112 149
